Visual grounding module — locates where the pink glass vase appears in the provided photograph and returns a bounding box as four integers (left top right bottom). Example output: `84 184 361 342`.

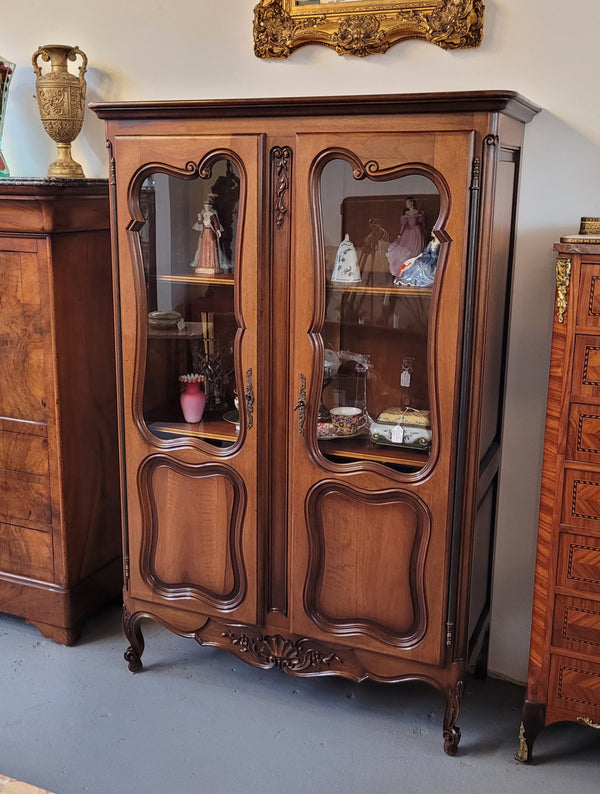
179 375 206 423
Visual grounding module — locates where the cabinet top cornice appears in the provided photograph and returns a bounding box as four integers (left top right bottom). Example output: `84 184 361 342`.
90 90 540 124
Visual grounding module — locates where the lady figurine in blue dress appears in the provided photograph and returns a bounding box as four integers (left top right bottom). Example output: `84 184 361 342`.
394 231 441 288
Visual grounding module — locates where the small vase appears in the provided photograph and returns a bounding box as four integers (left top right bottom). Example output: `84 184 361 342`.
179 375 206 423
32 44 87 178
0 56 15 177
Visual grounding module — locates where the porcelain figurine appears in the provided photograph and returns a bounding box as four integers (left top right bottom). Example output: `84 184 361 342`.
331 233 361 284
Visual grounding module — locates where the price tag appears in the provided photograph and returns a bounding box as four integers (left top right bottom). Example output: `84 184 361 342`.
392 425 404 444
400 370 411 387
177 318 186 331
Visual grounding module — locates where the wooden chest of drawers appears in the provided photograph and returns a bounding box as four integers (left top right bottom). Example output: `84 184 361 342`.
0 179 121 644
518 240 600 760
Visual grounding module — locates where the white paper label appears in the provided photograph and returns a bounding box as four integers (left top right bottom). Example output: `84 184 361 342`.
392 425 404 444
400 371 411 387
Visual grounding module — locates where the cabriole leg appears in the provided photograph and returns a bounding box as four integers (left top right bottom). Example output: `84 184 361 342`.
515 700 546 763
443 680 464 755
122 605 145 673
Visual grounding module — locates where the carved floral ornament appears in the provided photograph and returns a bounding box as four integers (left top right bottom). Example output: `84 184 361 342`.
253 0 484 58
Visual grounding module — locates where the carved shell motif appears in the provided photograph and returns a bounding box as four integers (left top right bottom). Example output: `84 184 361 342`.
223 630 341 673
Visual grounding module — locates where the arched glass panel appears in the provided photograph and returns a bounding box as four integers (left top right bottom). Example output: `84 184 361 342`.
316 158 442 471
137 159 241 448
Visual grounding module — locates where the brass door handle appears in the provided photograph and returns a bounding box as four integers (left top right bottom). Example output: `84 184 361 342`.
294 373 307 436
245 368 254 429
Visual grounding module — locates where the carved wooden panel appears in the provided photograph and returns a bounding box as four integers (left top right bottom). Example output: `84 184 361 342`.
304 482 429 648
572 335 600 400
138 456 248 611
552 595 600 653
562 469 600 529
567 404 600 464
576 263 600 329
548 654 600 719
0 522 54 581
557 532 600 595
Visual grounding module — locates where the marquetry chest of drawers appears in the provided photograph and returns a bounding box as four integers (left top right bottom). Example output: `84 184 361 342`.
517 239 600 761
0 179 121 644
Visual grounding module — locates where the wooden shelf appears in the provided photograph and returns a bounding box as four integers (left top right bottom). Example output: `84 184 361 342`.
149 419 238 443
327 283 431 298
318 436 427 468
154 273 234 286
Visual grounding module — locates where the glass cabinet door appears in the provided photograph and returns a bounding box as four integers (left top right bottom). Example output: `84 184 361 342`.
315 156 444 472
134 159 242 448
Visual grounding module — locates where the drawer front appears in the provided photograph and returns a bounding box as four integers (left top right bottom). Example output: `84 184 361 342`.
572 335 600 400
553 595 600 653
0 470 51 525
0 521 54 581
577 262 600 329
0 430 49 476
567 404 600 464
549 654 600 722
557 532 600 594
562 469 600 530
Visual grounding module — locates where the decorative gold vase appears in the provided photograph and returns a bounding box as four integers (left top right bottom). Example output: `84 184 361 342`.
32 44 87 178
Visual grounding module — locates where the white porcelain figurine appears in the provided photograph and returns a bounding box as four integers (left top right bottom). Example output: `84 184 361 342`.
331 234 361 285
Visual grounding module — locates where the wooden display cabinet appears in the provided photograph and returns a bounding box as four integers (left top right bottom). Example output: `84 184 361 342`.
517 239 600 762
92 91 539 753
0 179 121 644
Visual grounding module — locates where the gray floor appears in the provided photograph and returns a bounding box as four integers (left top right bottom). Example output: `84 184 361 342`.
1 604 598 794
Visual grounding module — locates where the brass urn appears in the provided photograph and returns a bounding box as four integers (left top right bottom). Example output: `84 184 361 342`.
32 44 87 178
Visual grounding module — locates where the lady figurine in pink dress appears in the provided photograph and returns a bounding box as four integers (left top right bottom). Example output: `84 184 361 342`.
385 198 426 277
190 195 224 274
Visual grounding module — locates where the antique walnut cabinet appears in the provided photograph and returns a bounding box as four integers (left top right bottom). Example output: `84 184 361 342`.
92 91 539 753
517 239 600 761
0 179 121 644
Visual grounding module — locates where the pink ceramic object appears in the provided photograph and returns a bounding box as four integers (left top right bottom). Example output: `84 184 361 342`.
179 374 206 423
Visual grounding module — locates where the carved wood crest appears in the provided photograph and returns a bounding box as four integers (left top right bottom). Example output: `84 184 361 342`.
253 0 484 58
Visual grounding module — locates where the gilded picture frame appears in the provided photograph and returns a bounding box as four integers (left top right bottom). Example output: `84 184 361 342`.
253 0 484 58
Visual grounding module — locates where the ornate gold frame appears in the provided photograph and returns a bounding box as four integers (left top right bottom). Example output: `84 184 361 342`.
253 0 484 58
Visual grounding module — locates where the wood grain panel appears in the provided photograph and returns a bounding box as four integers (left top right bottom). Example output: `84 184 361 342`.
566 403 600 464
562 469 600 529
139 457 248 612
548 654 600 720
576 263 600 329
525 279 570 705
0 430 49 476
0 249 48 423
0 521 54 581
557 532 600 594
0 470 51 525
552 595 600 653
304 482 429 647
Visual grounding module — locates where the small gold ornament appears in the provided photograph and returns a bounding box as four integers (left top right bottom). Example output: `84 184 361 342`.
32 44 87 178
